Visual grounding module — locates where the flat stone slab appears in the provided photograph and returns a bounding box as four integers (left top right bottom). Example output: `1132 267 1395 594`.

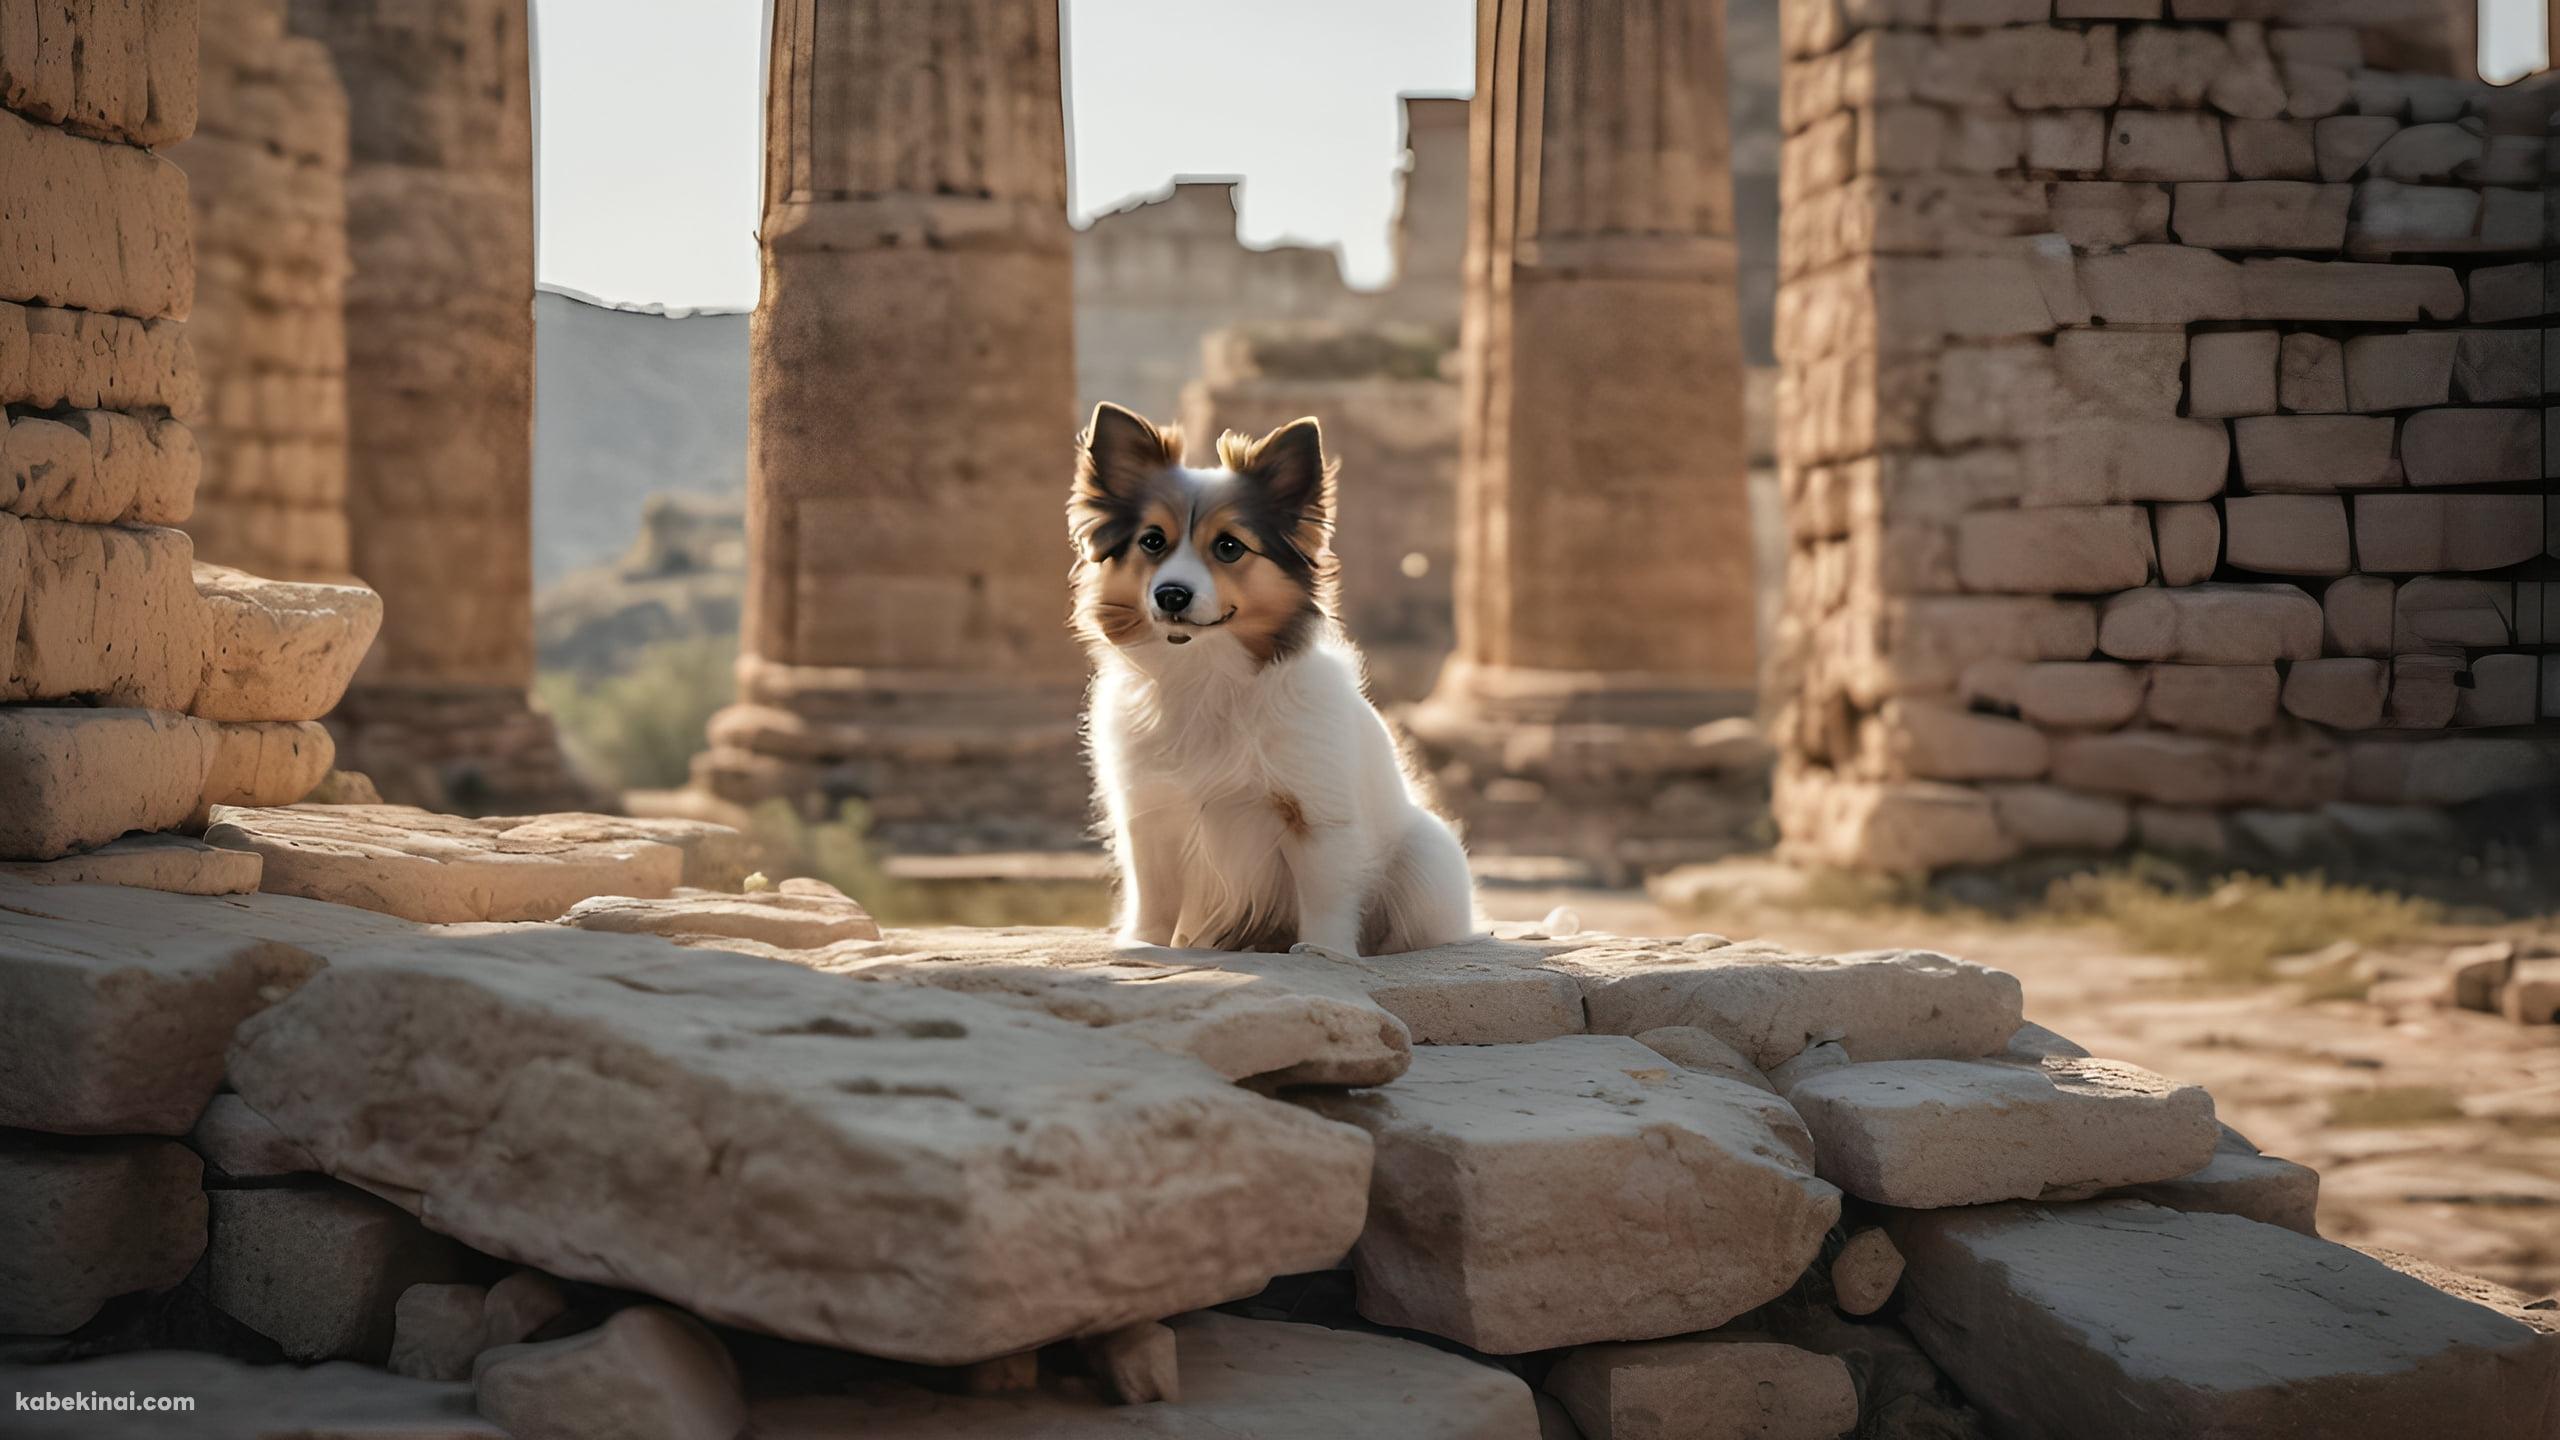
0 1135 204 1334
0 832 259 894
1544 1336 1859 1440
1543 938 2025 1069
753 1312 1539 1438
559 888 881 949
2111 1124 2320 1234
225 922 1374 1365
0 1351 499 1439
1343 935 1588 1045
0 707 218 861
1302 1035 1839 1353
1786 1056 2219 1207
1890 1200 2559 1440
203 805 691 922
190 565 383 724
0 880 324 1134
786 927 1412 1087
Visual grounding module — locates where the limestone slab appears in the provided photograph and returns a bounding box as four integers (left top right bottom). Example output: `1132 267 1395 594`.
559 888 882 949
783 926 1411 1087
475 1306 745 1440
2097 584 2321 665
207 1184 477 1362
0 110 193 318
0 301 197 414
1544 1337 1858 1440
1546 938 2023 1069
1301 1036 1838 1354
2 410 199 524
203 804 689 922
0 1135 204 1333
753 1312 1539 1438
0 879 323 1133
2112 1125 2320 1234
0 1351 500 1439
225 922 1374 1365
7 520 207 711
0 0 199 147
195 719 334 819
0 707 218 861
1890 1201 2557 1440
0 831 259 894
1786 1056 2218 1207
190 565 382 723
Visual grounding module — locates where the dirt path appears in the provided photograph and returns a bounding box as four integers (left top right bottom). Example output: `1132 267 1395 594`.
1479 885 2560 1296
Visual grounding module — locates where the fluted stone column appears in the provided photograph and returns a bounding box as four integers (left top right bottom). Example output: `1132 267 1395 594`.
1406 0 1765 879
695 0 1089 851
287 0 587 812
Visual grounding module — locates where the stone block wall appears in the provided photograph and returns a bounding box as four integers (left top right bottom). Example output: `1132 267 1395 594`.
1771 0 2559 873
171 0 352 584
1178 325 1461 702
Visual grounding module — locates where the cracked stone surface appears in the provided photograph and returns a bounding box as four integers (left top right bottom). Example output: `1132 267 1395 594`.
0 832 260 894
1889 1200 2559 1440
1301 1035 1839 1353
1785 1055 2220 1207
203 805 693 922
225 920 1375 1364
751 1312 1539 1438
558 888 882 949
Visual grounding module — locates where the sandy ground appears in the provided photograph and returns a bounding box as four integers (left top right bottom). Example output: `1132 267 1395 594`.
1479 882 2560 1298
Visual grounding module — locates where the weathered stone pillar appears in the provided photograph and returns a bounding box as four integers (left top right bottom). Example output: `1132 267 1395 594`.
1407 0 1766 879
694 0 1090 852
174 0 352 585
286 0 586 812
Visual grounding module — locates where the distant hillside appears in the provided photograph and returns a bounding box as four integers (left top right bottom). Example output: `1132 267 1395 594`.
533 286 749 587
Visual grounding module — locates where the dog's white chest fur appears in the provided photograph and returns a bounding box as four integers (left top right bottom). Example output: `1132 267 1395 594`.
1089 632 1475 957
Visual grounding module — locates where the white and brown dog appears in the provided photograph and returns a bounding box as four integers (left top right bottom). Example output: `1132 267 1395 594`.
1068 402 1475 958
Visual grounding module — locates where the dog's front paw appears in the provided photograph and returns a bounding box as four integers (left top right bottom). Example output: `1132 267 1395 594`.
1289 941 1361 964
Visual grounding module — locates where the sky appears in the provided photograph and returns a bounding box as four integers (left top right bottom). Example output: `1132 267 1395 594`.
531 0 2545 312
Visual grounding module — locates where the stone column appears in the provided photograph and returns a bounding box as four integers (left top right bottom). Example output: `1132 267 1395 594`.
173 0 352 585
1407 0 1766 880
286 0 587 812
694 0 1090 852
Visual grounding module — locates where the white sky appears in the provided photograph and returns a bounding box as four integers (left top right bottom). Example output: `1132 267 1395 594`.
532 0 2545 311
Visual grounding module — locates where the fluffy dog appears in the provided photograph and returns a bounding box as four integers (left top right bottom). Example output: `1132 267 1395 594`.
1068 402 1475 958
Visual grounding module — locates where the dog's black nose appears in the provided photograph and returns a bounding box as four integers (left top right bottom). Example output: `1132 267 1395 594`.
1153 583 1194 616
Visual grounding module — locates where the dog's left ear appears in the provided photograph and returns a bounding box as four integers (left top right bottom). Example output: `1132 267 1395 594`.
1071 403 1182 560
1226 417 1337 544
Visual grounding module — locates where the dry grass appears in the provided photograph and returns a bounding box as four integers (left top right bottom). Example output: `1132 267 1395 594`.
2327 1086 2467 1128
746 801 1110 929
2038 868 2442 984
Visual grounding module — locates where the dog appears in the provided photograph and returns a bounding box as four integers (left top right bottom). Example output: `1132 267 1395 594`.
1067 402 1476 959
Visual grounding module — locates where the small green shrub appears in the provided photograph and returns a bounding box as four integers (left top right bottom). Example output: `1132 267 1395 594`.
535 634 736 794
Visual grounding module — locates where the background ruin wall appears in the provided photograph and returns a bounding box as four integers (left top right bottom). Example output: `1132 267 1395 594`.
1771 0 2560 873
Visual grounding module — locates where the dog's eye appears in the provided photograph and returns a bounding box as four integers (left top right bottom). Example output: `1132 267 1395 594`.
1138 530 1167 555
1212 535 1246 563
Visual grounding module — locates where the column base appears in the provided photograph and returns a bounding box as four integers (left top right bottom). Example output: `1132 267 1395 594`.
329 683 602 817
690 661 1095 855
1403 662 1772 884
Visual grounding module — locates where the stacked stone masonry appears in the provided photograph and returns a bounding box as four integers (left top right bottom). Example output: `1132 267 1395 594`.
1772 0 2560 871
0 0 380 863
169 0 352 584
6 869 2553 1438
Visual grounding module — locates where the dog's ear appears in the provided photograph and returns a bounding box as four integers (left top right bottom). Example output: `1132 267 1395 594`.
1071 403 1181 560
1221 417 1337 548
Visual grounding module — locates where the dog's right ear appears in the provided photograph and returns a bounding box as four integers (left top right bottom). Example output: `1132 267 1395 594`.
1071 404 1181 561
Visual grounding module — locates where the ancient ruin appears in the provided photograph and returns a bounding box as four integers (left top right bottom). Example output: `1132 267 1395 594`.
1769 0 2560 874
689 0 1095 852
1404 0 1772 879
3 2 2557 1438
285 0 586 814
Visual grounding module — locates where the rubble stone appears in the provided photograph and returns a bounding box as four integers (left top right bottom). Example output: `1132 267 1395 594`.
2144 664 2280 737
1832 1228 1906 1316
1544 1337 1859 1440
558 889 882 949
2342 330 2457 410
226 922 1374 1365
0 1135 204 1333
1081 1320 1181 1405
2097 585 2322 665
2354 494 2544 573
1890 1201 2557 1440
188 1093 319 1180
1301 1036 1839 1353
387 1282 490 1382
206 1184 476 1362
2282 658 2388 730
2113 1126 2320 1234
474 1306 746 1440
1787 1056 2218 1207
2224 495 2349 576
2232 415 2398 492
2187 329 2277 416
